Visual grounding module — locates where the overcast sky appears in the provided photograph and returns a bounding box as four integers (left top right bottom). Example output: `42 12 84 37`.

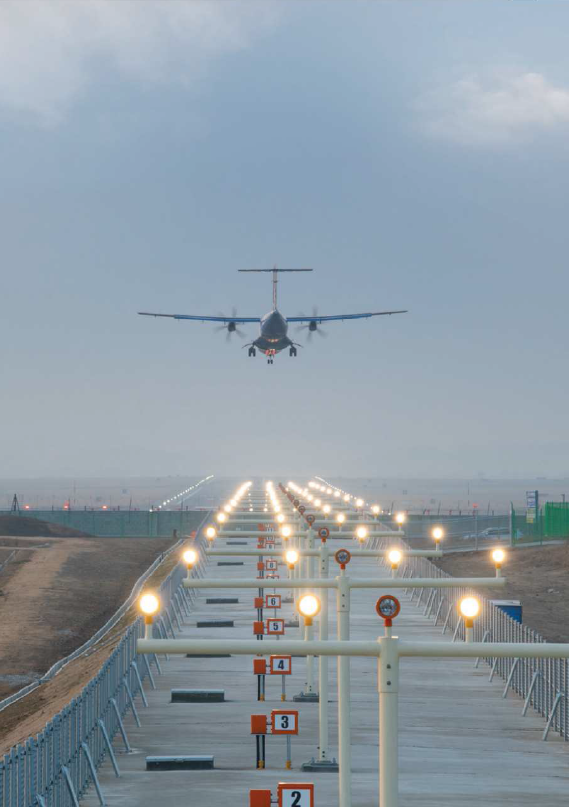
1 1 569 480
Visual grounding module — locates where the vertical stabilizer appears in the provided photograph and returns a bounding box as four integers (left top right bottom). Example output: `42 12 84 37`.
238 268 313 311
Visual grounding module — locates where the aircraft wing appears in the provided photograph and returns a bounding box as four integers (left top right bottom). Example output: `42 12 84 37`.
138 312 261 323
287 310 408 324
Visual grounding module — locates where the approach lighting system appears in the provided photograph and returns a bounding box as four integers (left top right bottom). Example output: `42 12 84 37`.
205 526 217 541
277 513 286 524
281 525 292 540
371 505 381 515
298 594 321 626
395 512 406 526
387 549 402 568
492 548 506 575
459 596 480 628
182 549 198 567
432 526 444 544
285 549 299 569
216 512 227 524
336 513 346 525
356 525 368 543
139 592 160 616
356 498 364 508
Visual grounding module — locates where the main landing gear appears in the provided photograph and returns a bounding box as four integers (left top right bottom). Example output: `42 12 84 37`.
289 346 297 357
248 347 256 357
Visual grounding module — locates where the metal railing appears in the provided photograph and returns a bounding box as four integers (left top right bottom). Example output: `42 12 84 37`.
0 535 209 807
373 534 569 742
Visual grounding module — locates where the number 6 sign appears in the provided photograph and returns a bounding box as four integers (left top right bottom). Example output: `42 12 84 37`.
271 710 298 735
277 783 314 807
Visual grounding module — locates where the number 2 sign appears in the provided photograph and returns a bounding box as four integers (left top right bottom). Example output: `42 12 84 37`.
277 783 314 807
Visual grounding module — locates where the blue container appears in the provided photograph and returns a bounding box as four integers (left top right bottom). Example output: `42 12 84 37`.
490 600 522 624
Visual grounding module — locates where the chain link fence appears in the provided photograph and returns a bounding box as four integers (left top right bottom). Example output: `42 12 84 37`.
371 534 569 742
0 531 208 807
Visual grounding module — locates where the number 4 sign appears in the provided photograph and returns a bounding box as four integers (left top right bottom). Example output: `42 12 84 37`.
277 783 314 807
270 655 292 675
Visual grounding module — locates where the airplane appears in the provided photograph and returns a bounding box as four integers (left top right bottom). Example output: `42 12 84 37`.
138 268 407 364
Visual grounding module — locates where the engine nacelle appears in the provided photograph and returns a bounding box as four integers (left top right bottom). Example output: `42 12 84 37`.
227 322 237 332
308 320 318 331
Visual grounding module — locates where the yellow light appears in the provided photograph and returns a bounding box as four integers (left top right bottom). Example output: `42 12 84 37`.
356 498 364 507
492 548 506 564
205 526 217 540
277 513 285 524
336 513 346 524
216 512 226 523
298 594 321 618
322 504 331 514
371 505 380 515
183 549 198 566
459 597 480 619
432 527 444 541
326 488 332 495
314 498 321 507
285 549 299 566
356 526 368 541
224 505 232 513
139 592 160 615
334 491 341 498
387 549 402 565
395 512 406 525
230 499 237 507
343 494 350 502
281 525 292 539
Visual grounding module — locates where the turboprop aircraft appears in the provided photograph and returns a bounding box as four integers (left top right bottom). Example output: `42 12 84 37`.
138 268 407 364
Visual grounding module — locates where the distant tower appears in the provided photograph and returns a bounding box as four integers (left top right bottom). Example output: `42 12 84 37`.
11 494 20 512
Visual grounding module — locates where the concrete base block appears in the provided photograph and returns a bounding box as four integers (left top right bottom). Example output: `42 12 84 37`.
301 759 339 773
171 689 225 703
293 692 319 703
282 596 294 604
285 620 300 628
206 598 239 604
196 620 234 628
186 654 232 658
217 562 244 566
146 756 214 771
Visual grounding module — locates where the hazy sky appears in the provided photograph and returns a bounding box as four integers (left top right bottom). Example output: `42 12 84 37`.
2 1 569 480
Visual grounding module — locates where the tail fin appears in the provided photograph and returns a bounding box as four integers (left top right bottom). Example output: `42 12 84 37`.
239 267 313 310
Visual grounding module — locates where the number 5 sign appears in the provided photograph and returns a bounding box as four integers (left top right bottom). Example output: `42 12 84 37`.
277 783 314 807
266 619 285 635
271 710 298 735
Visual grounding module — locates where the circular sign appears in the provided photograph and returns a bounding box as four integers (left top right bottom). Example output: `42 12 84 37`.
298 505 306 514
293 499 300 507
318 527 330 540
306 514 315 525
334 548 351 567
376 595 401 620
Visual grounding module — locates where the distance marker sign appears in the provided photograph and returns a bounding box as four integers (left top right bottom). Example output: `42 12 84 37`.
278 784 314 807
266 595 282 609
266 619 285 635
270 655 292 675
266 560 278 572
271 710 298 735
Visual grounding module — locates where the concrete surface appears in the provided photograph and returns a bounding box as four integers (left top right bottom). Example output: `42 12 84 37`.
82 541 569 807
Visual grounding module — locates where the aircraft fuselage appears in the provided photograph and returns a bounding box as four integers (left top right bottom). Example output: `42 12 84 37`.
253 309 291 353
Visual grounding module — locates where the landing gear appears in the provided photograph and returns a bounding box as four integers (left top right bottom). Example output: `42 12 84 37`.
267 357 274 365
289 346 297 357
248 347 256 357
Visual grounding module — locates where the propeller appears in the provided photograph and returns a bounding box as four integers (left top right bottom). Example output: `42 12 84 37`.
215 307 246 340
295 306 328 340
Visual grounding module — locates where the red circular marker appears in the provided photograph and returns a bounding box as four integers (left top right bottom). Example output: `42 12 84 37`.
376 595 401 626
334 548 351 569
306 514 315 525
318 527 330 541
298 505 306 514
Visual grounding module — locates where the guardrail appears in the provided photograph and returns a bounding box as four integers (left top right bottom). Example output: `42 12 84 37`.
0 525 209 807
378 537 569 742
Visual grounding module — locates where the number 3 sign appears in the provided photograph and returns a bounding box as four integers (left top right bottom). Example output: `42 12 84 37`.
277 783 314 807
271 710 298 735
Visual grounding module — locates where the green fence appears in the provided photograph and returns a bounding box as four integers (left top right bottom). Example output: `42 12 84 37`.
511 502 569 544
